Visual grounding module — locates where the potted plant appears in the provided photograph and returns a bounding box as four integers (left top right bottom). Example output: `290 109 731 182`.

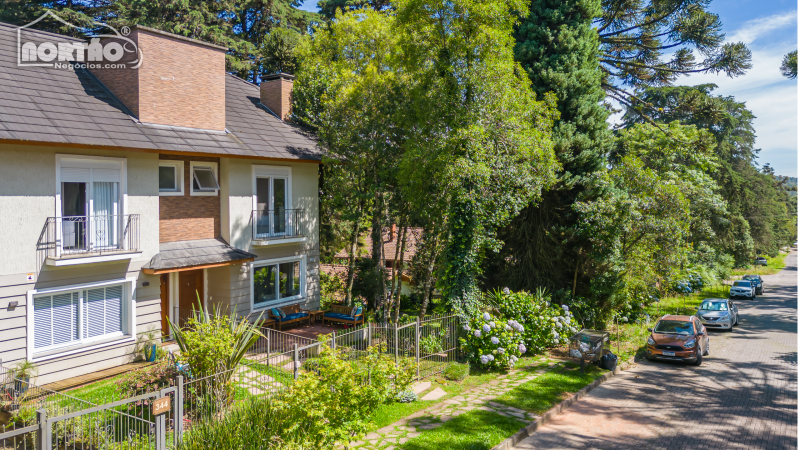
135 328 160 362
10 360 38 394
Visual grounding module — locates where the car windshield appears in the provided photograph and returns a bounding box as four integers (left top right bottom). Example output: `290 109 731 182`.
700 301 728 311
733 281 751 287
654 320 694 335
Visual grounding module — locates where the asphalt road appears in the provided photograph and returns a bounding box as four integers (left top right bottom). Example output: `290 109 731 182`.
514 250 798 450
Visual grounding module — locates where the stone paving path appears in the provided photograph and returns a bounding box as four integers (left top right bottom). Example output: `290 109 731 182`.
347 357 563 450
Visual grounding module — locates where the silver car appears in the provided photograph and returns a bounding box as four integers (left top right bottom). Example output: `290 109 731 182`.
730 280 755 300
696 299 739 331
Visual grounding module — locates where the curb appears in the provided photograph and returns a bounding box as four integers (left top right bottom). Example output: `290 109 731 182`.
491 356 638 450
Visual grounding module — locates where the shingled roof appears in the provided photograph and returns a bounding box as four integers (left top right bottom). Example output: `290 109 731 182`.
143 238 257 273
0 22 321 161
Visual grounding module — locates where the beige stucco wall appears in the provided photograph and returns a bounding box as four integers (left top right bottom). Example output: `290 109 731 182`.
219 158 321 315
0 143 161 384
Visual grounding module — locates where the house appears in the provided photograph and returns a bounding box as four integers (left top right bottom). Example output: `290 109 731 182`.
0 22 322 384
323 226 422 297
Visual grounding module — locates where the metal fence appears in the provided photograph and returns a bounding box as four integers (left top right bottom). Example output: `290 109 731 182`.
0 314 461 449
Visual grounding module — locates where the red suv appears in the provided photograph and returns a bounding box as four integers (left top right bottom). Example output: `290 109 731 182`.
645 315 709 366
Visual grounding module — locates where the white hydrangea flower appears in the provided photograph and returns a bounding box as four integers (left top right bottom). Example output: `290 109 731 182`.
463 324 471 331
489 321 496 329
556 322 563 329
473 330 482 338
483 312 491 321
518 343 527 354
480 355 490 364
505 324 512 331
487 354 495 361
562 304 569 312
497 347 505 354
503 287 510 295
490 336 500 345
483 324 491 333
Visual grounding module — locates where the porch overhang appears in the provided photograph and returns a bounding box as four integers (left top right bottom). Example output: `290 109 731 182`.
142 238 256 275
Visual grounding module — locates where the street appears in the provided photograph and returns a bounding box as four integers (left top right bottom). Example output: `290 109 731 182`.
514 250 798 450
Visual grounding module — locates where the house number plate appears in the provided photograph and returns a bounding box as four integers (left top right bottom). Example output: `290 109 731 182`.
152 397 170 416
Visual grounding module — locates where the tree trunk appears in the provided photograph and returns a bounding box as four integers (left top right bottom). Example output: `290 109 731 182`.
344 218 361 306
418 230 441 320
392 226 409 323
572 250 581 298
371 190 386 320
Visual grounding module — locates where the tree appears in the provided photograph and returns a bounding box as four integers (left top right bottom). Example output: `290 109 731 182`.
394 0 560 316
317 0 391 19
781 50 798 79
597 0 752 114
487 0 612 298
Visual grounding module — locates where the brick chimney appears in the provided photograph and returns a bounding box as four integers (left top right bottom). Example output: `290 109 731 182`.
89 26 227 131
260 73 294 121
389 224 397 242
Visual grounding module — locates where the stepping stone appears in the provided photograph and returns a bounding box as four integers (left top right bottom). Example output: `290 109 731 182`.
399 438 409 444
421 387 447 401
440 415 454 422
411 381 432 394
419 423 441 430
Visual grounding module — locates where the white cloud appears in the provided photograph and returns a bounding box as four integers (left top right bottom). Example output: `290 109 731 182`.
726 11 798 44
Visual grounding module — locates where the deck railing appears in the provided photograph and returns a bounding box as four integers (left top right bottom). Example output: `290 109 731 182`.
251 209 303 240
37 214 140 262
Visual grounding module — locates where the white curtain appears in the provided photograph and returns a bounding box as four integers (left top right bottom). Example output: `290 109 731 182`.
93 182 118 249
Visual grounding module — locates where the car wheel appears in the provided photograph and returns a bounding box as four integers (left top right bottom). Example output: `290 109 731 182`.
693 352 703 366
734 314 739 326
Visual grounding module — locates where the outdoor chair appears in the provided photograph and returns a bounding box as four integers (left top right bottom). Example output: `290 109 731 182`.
323 305 364 327
268 304 312 330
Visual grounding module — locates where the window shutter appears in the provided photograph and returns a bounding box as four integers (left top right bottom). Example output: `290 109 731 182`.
86 288 106 338
105 285 123 334
92 168 120 182
33 297 53 349
61 167 91 183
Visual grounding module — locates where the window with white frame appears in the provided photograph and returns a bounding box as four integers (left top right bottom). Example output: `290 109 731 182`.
252 165 292 238
159 161 184 196
190 161 220 196
57 155 126 253
252 257 304 309
31 281 131 354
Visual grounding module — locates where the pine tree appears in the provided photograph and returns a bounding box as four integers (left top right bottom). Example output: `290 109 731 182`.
485 0 612 298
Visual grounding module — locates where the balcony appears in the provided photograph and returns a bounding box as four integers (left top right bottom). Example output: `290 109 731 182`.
37 215 141 266
251 209 306 246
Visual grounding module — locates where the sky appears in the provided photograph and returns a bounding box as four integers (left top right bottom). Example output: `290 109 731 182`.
297 0 799 177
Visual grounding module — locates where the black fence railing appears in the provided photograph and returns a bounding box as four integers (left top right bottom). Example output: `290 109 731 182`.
251 209 303 240
37 214 140 262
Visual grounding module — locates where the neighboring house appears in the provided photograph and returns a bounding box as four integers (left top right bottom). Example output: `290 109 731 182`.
0 23 322 384
324 226 422 297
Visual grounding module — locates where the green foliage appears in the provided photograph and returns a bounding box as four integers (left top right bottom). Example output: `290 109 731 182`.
396 410 525 450
274 343 414 447
442 362 470 381
319 269 345 310
394 390 418 403
9 360 39 381
260 27 301 75
493 361 602 414
461 311 525 370
485 289 577 353
781 50 797 79
179 395 315 450
117 360 178 400
493 0 612 298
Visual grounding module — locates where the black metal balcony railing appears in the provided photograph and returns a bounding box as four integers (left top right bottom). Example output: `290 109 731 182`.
37 214 141 261
252 209 303 240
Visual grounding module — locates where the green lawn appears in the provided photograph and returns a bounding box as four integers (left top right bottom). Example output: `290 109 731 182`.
397 410 525 450
369 356 547 431
730 251 788 276
493 362 603 414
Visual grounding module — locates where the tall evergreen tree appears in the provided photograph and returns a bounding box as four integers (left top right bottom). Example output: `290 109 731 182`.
485 0 611 298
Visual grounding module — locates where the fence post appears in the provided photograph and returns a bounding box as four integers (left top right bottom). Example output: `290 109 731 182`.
394 324 399 362
37 409 49 450
415 317 420 378
332 330 336 350
293 343 299 380
266 329 270 355
156 390 167 450
175 375 184 447
367 323 372 347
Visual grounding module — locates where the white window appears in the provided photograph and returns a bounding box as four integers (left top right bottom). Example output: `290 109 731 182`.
29 280 134 357
252 165 292 238
190 161 219 196
251 256 305 310
159 161 184 196
56 155 127 253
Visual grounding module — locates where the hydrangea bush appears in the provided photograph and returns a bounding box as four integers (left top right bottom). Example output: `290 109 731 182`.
460 311 525 370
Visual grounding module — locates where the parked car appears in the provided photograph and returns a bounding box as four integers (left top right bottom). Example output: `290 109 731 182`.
755 256 768 266
730 280 756 300
645 315 708 366
695 299 738 331
742 274 764 294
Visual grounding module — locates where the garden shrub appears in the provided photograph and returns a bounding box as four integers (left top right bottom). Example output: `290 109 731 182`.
443 362 470 381
117 360 178 401
461 311 525 370
273 343 414 448
394 390 418 403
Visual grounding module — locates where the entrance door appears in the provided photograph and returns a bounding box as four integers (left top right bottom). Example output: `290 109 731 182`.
62 182 87 251
160 274 170 337
178 270 204 327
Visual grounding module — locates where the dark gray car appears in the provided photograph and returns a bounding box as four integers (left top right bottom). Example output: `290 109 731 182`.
742 274 764 294
696 298 739 331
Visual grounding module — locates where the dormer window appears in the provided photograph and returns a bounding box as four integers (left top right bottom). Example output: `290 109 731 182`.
190 161 219 196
